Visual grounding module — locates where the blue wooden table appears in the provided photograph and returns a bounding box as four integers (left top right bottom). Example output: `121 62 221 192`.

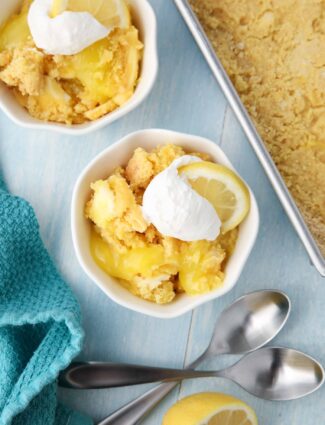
0 0 324 423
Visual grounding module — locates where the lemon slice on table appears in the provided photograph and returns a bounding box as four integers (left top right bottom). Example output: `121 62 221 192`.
51 0 131 29
163 392 258 425
179 161 250 233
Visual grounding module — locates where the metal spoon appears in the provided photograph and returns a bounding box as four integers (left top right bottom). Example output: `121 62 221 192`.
59 347 324 400
59 290 290 424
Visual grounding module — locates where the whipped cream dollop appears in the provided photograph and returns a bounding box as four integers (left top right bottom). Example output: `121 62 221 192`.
142 156 221 242
28 0 109 55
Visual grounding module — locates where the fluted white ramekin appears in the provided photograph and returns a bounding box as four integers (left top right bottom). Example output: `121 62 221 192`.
0 0 158 135
72 129 260 318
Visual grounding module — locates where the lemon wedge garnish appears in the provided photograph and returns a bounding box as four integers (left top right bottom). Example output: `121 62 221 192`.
179 161 250 233
51 0 131 29
163 392 258 425
50 0 67 17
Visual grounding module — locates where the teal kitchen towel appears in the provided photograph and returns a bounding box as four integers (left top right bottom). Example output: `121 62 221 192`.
0 175 92 425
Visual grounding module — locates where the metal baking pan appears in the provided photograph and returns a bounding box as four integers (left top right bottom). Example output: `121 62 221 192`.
174 0 325 277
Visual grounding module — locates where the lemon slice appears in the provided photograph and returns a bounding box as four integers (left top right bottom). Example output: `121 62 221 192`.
179 161 250 233
51 0 131 29
163 392 258 425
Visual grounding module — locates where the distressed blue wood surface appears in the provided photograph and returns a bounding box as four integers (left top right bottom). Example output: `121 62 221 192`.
0 0 324 423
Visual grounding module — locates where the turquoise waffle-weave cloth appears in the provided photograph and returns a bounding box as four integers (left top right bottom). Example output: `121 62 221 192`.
0 175 92 425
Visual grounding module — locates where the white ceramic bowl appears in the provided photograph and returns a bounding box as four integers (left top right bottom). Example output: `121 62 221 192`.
72 129 259 318
0 0 158 135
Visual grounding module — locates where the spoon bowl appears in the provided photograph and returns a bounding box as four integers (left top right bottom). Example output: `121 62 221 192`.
227 347 325 400
205 290 291 356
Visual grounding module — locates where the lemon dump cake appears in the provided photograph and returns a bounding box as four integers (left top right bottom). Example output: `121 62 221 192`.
0 0 142 124
190 0 325 255
85 144 250 304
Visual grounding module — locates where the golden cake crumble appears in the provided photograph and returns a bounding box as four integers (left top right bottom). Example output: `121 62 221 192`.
190 0 325 255
0 0 142 124
86 144 238 304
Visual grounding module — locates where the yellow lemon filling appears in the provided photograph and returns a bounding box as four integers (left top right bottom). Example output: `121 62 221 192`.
85 145 247 304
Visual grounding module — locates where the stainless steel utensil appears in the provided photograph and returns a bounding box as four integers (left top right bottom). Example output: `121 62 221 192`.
59 290 290 424
59 347 324 401
173 0 325 277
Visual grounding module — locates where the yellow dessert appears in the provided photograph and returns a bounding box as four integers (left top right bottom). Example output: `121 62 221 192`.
190 0 325 256
162 392 258 425
85 144 249 304
0 0 142 124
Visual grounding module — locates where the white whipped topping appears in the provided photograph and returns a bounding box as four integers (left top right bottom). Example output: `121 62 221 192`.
142 156 221 242
28 0 110 55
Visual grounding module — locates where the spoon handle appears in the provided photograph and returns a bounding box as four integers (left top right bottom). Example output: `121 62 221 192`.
96 353 208 425
59 362 212 389
97 382 179 425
